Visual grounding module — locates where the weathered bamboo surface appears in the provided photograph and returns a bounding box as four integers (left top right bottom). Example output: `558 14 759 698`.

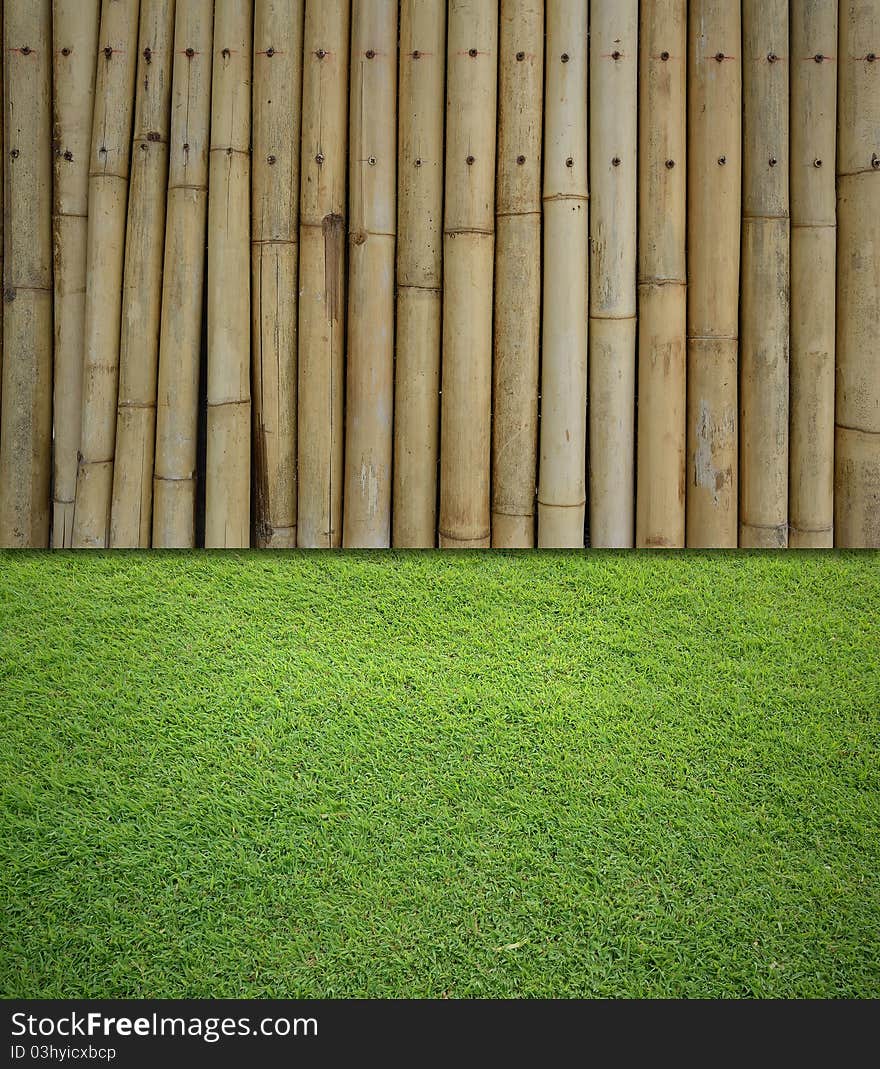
0 1 877 549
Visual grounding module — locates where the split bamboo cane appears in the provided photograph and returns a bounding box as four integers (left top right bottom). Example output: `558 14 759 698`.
0 15 3 439
686 0 741 547
343 0 397 548
835 0 880 547
538 0 587 548
51 2 101 548
72 0 141 548
740 0 790 549
789 0 837 548
205 0 252 548
297 0 350 548
491 0 543 548
110 0 176 548
152 0 213 548
251 0 303 549
589 0 638 548
439 0 498 549
636 0 686 548
0 0 54 547
393 0 445 548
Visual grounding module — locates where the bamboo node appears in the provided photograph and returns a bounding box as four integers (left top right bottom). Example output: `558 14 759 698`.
266 48 275 58
315 49 327 60
60 47 71 57
10 149 20 159
185 48 195 59
718 156 726 166
814 54 825 64
62 150 74 162
873 155 880 170
867 53 876 63
660 51 670 62
517 155 526 166
565 157 574 168
315 152 324 165
612 51 622 61
412 50 421 59
466 155 475 166
665 159 675 169
103 46 113 60
561 53 569 63
714 53 726 63
143 47 152 64
516 51 525 62
368 156 377 166
767 53 778 64
414 158 422 167
468 48 478 58
365 50 375 60
813 159 823 168
769 157 778 167
612 157 621 167
267 155 276 166
146 132 161 143
20 46 32 56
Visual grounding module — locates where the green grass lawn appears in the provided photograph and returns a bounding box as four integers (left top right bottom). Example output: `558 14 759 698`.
1 551 878 998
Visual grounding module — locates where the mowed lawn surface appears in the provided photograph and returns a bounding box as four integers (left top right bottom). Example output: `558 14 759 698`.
0 551 878 998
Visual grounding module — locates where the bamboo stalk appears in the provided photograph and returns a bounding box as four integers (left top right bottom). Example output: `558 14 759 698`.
110 0 176 548
0 1 54 548
152 0 213 548
51 2 101 548
439 0 498 549
589 0 638 548
205 0 252 549
789 0 837 548
636 0 686 548
297 0 350 548
251 0 304 549
686 0 741 547
393 0 445 548
343 0 396 548
835 0 879 547
72 0 141 548
0 13 3 443
538 0 587 548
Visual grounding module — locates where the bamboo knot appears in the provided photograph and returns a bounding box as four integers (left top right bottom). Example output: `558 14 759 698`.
10 149 19 159
61 47 71 57
466 155 475 166
20 46 32 56
517 155 526 166
866 53 876 63
185 48 195 59
62 150 74 162
612 51 622 61
267 155 276 165
814 158 822 168
103 46 113 60
412 50 421 59
221 48 231 59
565 157 574 168
143 47 152 64
315 49 327 60
368 156 377 166
660 51 670 62
266 47 275 58
146 132 161 142
718 156 726 166
665 159 675 169
414 158 422 167
767 53 778 64
468 48 478 58
561 53 569 63
315 152 324 165
365 49 375 60
769 157 778 167
516 51 525 62
872 154 880 170
612 157 621 167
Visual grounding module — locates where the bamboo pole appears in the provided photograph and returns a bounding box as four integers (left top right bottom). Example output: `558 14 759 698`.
297 0 350 548
0 0 54 548
789 0 837 548
393 0 445 548
152 0 213 548
205 0 252 548
72 0 141 548
636 0 686 548
110 0 176 548
0 12 3 442
439 0 498 549
589 0 638 548
686 0 741 547
835 0 879 547
492 0 543 548
740 0 789 549
538 0 587 548
51 3 101 548
343 0 396 547
251 0 303 549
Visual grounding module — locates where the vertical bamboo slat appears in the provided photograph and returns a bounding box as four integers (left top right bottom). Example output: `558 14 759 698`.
110 0 176 548
492 0 543 548
636 0 686 548
686 0 741 547
51 1 101 548
439 0 498 549
205 0 252 548
538 0 587 548
251 0 303 549
0 13 3 441
589 0 638 548
297 0 350 548
72 0 141 548
790 0 837 548
152 0 213 548
835 0 880 547
0 0 54 548
343 0 396 547
393 0 445 548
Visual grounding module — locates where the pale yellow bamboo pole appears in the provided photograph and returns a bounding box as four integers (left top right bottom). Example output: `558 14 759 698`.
589 0 638 548
343 0 396 547
686 0 741 547
152 0 213 548
740 0 789 548
51 2 101 548
205 0 252 548
251 0 303 549
636 0 686 548
789 0 837 548
393 0 445 548
538 0 587 548
110 0 176 548
439 0 498 549
72 0 141 548
492 0 543 548
297 0 350 548
0 1 54 548
835 0 879 547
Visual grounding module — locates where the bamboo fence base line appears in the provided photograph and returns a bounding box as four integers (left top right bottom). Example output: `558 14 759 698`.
152 0 213 549
491 0 543 549
110 0 176 549
0 0 54 548
72 0 141 549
